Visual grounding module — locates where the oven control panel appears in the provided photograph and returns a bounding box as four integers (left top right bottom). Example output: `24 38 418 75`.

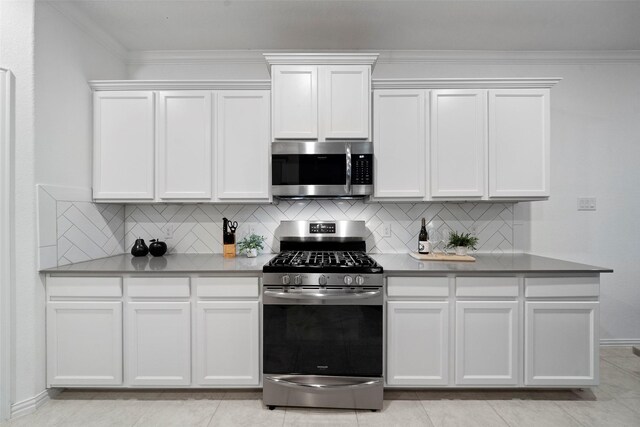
309 223 335 234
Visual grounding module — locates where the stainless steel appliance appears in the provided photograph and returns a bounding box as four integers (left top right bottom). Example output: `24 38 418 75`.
271 141 373 198
262 220 384 411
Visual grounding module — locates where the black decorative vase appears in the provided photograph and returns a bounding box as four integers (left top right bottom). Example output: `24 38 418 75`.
131 238 149 257
149 239 168 257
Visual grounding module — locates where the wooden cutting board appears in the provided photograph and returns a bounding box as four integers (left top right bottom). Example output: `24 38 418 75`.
409 252 476 262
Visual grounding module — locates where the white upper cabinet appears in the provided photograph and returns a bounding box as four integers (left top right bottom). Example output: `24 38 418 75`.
158 91 213 200
489 89 550 198
216 91 270 200
430 90 487 198
373 90 426 198
93 91 155 200
272 65 318 139
268 56 375 141
320 65 370 139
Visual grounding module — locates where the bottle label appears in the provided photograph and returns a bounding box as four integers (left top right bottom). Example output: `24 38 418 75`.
419 241 430 254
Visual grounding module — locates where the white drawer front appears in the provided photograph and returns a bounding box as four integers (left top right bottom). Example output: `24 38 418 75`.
525 276 599 298
387 277 449 298
196 277 259 298
127 277 190 298
456 277 518 298
48 276 122 298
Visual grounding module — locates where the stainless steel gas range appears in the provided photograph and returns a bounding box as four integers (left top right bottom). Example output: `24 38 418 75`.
262 220 384 411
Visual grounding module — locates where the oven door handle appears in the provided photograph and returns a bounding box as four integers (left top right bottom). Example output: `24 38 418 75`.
264 375 382 391
263 289 381 301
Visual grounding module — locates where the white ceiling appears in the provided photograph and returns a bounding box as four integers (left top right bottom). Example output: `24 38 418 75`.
53 0 640 52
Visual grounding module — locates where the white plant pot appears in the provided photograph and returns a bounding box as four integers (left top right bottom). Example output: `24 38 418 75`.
246 248 258 258
455 246 468 256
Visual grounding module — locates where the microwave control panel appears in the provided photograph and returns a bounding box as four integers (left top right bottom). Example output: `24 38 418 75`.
351 154 373 185
310 223 336 234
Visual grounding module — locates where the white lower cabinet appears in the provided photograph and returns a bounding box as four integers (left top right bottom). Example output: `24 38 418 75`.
125 302 191 386
47 301 123 386
196 301 260 386
525 301 599 386
455 301 519 385
387 301 449 386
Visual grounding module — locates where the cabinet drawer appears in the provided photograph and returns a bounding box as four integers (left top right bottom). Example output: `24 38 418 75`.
387 277 449 298
196 277 259 298
456 277 518 298
127 277 190 298
525 277 599 298
48 276 122 298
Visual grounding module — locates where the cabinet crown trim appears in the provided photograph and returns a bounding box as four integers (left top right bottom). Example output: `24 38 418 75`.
263 53 379 72
372 78 561 90
89 80 271 91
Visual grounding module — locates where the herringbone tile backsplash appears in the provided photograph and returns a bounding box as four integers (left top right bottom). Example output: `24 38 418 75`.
125 200 514 255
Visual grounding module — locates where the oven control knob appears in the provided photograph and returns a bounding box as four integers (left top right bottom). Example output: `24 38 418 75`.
293 275 302 285
318 275 327 286
281 275 291 285
343 275 353 285
355 275 365 286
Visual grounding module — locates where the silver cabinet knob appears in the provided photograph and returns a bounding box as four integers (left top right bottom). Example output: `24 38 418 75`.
281 275 291 285
355 275 365 286
318 275 327 286
343 275 353 285
293 275 302 285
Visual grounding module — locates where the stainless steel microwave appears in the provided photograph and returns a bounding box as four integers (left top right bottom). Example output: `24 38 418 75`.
271 141 373 198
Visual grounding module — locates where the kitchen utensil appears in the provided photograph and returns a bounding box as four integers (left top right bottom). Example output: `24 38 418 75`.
409 252 475 262
229 221 238 233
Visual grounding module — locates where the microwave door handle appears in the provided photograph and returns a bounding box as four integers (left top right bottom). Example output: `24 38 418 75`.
345 142 351 194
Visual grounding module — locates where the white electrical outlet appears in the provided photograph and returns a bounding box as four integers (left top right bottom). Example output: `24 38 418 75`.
248 225 255 235
577 197 597 211
382 223 392 237
163 224 175 240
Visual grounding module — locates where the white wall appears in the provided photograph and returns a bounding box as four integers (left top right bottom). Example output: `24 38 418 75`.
130 57 640 342
0 0 127 414
35 2 127 188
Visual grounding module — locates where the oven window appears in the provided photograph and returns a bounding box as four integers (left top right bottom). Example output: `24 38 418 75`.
263 305 382 377
272 155 347 185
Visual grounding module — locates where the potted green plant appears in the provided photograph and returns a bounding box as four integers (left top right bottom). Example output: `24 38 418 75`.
237 233 266 258
445 231 479 256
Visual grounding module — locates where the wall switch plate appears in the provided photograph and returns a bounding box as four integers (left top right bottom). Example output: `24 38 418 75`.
577 197 597 211
382 223 392 237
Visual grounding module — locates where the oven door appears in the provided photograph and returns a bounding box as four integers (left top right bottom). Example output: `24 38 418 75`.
263 288 383 378
272 141 350 197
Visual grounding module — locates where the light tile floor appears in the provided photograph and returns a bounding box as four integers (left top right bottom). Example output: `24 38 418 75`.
2 346 640 427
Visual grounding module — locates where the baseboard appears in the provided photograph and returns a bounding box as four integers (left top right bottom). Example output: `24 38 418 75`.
10 388 60 419
600 338 640 346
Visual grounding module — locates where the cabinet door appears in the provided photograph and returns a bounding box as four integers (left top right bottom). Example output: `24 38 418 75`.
272 65 318 139
216 91 270 200
126 302 191 386
373 90 427 198
525 301 598 386
47 301 122 386
196 301 260 386
158 91 213 199
489 89 550 198
93 91 154 200
455 301 518 385
320 65 370 140
387 301 449 386
431 90 486 198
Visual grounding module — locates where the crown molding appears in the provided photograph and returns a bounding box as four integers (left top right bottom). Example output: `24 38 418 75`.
263 53 379 71
89 80 271 91
46 1 128 62
372 78 562 90
125 49 640 67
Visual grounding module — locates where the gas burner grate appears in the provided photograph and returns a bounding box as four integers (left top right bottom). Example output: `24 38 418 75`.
268 251 378 268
